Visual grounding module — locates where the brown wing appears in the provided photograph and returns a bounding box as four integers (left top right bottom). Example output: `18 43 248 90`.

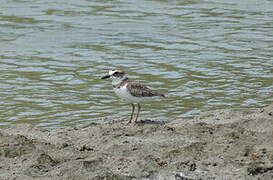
127 82 163 97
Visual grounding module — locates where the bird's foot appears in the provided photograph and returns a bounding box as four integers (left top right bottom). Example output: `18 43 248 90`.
127 120 132 124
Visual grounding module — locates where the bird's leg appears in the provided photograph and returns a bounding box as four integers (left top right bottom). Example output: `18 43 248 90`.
135 103 141 123
128 103 135 123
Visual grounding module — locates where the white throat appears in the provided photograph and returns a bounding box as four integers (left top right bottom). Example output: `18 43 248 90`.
111 76 127 86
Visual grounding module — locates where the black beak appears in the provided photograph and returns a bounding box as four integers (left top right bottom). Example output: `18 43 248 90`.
101 75 110 79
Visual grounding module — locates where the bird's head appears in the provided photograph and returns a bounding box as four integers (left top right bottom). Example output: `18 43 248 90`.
101 69 127 84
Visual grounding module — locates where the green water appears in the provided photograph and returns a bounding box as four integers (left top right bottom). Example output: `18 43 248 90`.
1 0 273 128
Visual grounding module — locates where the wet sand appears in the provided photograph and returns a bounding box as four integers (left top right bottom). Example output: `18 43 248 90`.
0 104 273 180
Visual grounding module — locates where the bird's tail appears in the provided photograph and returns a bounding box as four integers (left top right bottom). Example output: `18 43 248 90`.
158 94 166 98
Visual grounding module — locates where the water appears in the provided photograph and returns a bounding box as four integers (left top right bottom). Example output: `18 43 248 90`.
1 0 273 128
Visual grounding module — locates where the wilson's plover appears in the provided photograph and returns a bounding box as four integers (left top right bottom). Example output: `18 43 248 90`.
101 69 165 123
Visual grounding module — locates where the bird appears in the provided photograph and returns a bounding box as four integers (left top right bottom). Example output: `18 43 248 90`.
101 69 165 123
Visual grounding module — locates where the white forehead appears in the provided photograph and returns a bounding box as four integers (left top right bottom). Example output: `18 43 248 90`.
109 70 116 75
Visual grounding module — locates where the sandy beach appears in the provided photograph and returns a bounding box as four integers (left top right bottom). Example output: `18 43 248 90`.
0 104 273 180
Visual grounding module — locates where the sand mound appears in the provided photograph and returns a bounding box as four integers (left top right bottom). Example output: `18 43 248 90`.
1 104 273 179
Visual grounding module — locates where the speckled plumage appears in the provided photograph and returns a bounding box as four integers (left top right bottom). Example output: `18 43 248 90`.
102 69 165 123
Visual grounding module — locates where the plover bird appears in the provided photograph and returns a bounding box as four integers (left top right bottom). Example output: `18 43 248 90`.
101 69 165 123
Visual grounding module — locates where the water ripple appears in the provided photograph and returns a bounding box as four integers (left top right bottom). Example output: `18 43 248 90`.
1 0 273 128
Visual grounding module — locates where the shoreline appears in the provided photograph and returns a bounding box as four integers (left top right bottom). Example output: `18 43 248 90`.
1 104 273 179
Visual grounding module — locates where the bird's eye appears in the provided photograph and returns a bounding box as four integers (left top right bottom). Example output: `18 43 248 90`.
113 72 118 75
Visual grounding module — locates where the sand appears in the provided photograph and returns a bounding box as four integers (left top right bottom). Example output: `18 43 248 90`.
0 104 273 180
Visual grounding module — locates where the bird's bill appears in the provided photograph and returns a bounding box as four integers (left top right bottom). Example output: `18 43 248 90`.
101 74 110 79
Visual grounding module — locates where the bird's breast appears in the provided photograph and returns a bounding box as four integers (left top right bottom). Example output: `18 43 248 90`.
113 85 128 98
113 85 140 103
